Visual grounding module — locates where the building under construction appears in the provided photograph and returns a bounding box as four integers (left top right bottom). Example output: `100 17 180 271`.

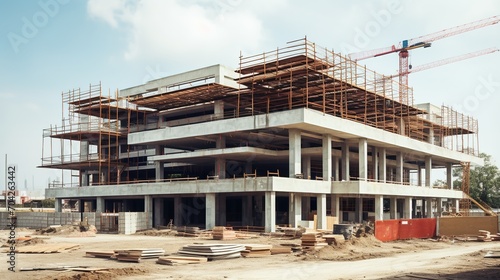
42 39 483 232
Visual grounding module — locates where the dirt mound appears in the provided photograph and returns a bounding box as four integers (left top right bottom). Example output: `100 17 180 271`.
36 224 97 237
135 228 177 236
44 268 147 280
302 234 387 261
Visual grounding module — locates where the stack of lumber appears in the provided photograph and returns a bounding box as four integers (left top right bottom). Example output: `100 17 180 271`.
241 244 272 257
322 234 346 245
176 226 203 237
85 251 115 258
270 246 292 255
156 255 208 265
212 226 237 240
11 243 80 253
301 232 327 250
178 244 245 260
114 248 165 262
478 230 492 242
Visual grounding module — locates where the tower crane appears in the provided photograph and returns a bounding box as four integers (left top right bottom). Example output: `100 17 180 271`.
384 47 499 79
348 15 500 104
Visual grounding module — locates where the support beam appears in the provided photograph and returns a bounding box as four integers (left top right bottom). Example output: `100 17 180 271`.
341 142 350 181
332 157 339 181
289 193 302 228
153 198 164 227
404 197 412 219
144 195 152 213
330 195 340 218
372 147 379 181
425 156 432 187
155 145 164 182
396 152 403 183
317 194 327 230
379 148 387 183
242 196 252 226
215 158 226 179
206 193 216 230
358 139 368 181
265 191 276 232
426 198 433 218
214 100 224 119
174 197 182 226
374 195 384 221
289 129 301 178
390 197 397 219
54 198 62 212
96 197 104 213
322 135 332 181
417 166 422 187
436 198 443 217
356 198 363 223
302 156 311 179
446 163 453 189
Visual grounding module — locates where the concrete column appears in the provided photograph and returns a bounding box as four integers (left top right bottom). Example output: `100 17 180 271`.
54 198 62 212
81 171 89 187
144 195 152 213
374 195 384 221
265 192 276 232
372 147 379 181
397 118 406 136
242 196 252 226
341 142 350 181
217 194 226 226
322 135 332 181
425 156 432 187
174 197 182 226
332 157 339 181
155 145 164 182
396 152 403 183
358 139 368 181
317 194 327 230
436 198 443 217
205 193 216 230
215 158 226 179
428 128 434 144
302 156 311 179
330 195 340 218
417 166 422 186
426 198 433 218
404 197 412 219
390 197 397 219
446 163 453 189
289 129 301 178
214 100 224 119
379 148 387 183
302 197 311 220
454 199 460 214
289 193 302 227
356 198 363 222
153 198 164 227
96 197 104 213
80 140 89 161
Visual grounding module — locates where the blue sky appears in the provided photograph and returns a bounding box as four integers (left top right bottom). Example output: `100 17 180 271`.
1 0 499 194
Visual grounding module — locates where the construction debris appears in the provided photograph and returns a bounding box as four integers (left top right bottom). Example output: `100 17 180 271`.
212 226 237 240
322 234 346 246
85 251 115 258
156 256 208 265
484 250 500 258
178 244 245 260
270 246 292 255
176 226 204 237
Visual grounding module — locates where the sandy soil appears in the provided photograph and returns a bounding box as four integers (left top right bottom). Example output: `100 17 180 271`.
1 227 499 280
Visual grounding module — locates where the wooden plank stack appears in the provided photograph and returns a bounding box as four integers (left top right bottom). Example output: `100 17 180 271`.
156 256 208 265
478 230 492 242
85 251 115 258
322 234 346 245
178 244 245 260
270 246 292 255
114 248 165 262
301 232 327 250
212 226 237 240
241 244 272 257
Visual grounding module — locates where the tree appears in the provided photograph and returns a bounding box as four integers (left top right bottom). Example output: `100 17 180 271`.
453 153 500 208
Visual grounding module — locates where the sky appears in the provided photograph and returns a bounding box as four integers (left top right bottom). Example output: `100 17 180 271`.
1 0 499 195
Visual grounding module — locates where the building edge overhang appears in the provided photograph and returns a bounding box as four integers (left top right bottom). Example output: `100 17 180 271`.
45 177 465 200
128 108 483 166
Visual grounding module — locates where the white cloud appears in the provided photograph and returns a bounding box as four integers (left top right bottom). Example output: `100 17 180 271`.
87 0 265 68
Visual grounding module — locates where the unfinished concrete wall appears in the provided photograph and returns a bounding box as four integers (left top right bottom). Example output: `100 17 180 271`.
0 212 100 230
119 212 151 234
438 216 498 236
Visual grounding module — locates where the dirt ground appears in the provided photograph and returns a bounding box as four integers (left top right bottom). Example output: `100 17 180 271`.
1 227 500 280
